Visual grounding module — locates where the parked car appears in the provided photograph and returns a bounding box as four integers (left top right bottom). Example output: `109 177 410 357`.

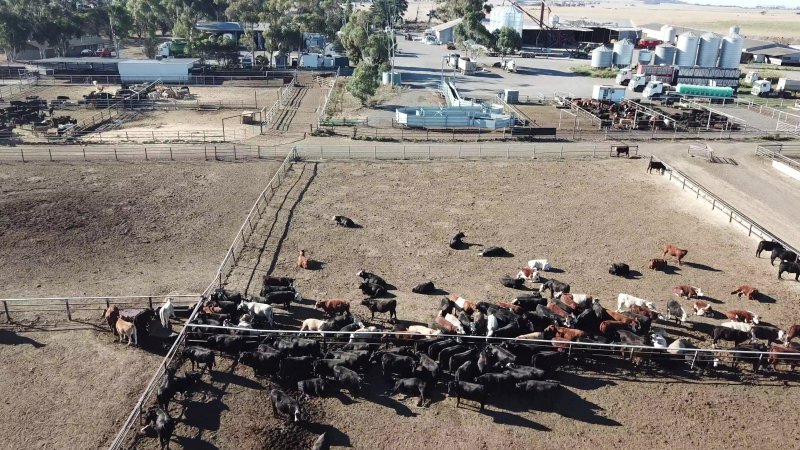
80 49 93 57
446 42 456 50
95 48 113 57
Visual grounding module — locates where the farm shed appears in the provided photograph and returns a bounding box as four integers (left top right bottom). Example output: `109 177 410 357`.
749 47 800 66
118 59 200 83
431 18 463 44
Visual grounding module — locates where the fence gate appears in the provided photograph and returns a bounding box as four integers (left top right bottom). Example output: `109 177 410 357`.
688 144 713 161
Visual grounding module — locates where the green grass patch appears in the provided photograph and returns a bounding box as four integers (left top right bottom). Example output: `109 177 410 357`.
570 66 617 78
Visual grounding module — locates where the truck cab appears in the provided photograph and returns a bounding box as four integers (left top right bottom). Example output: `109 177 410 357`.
628 74 649 92
751 80 771 96
643 81 669 99
616 68 633 86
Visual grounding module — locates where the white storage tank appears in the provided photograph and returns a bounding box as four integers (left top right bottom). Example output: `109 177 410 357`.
675 32 699 67
696 33 721 67
591 46 613 68
729 25 740 35
638 49 653 65
654 43 676 65
489 6 523 35
381 71 401 85
613 39 634 67
719 33 743 69
550 15 559 28
661 25 676 43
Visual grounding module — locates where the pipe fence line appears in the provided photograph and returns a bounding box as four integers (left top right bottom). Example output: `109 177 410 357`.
0 143 292 162
1 294 200 322
317 66 340 126
755 144 800 172
108 147 299 450
261 75 297 129
658 155 799 258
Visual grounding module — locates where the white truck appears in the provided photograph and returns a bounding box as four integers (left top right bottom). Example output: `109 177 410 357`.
777 78 800 94
591 85 626 103
458 57 477 75
642 81 672 100
751 79 772 96
751 78 800 97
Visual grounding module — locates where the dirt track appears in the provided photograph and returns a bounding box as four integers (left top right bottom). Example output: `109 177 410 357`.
146 158 800 450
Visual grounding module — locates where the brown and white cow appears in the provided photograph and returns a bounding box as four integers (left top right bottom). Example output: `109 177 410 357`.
693 300 713 316
673 285 703 299
731 285 759 301
515 267 541 283
662 245 688 265
448 294 478 315
724 309 760 324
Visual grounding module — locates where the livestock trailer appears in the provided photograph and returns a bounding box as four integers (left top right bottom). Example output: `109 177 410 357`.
118 59 199 83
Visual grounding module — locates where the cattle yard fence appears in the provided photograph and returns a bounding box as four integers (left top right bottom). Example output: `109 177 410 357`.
755 144 800 173
657 155 800 257
108 147 300 450
0 294 200 322
0 143 293 162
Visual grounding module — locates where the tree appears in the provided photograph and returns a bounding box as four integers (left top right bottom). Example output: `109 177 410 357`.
0 2 32 61
347 61 379 105
339 10 370 63
365 32 393 65
372 0 408 28
108 0 134 57
495 26 520 57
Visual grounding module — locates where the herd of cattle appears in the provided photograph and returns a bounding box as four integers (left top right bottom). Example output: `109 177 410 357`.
110 218 800 449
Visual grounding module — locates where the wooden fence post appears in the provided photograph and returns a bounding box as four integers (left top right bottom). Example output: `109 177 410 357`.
204 145 208 161
82 147 86 161
2 301 9 322
233 145 237 160
148 297 154 309
20 148 25 162
169 147 173 161
65 299 72 321
214 146 217 160
144 147 148 160
48 148 52 162
114 147 118 161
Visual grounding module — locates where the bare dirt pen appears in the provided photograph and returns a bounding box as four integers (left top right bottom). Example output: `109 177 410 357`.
156 158 800 450
0 160 280 298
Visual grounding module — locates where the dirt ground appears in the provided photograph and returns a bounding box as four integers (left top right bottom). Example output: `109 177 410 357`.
0 328 165 450
0 160 280 298
142 158 800 450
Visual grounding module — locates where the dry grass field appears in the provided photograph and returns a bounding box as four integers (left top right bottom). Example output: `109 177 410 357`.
130 157 800 450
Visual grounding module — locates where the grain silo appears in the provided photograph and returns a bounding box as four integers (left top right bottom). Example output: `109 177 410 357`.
638 49 653 65
654 43 676 65
729 25 740 35
612 39 634 67
718 33 743 69
675 32 699 67
661 25 676 43
696 33 721 67
591 46 613 68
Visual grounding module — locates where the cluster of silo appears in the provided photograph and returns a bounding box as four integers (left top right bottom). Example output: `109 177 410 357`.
651 25 743 69
591 46 613 68
612 39 634 67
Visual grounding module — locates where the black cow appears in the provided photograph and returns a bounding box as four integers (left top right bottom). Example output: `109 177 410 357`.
427 339 457 359
183 346 215 373
711 326 751 347
279 356 315 381
731 343 768 372
449 232 466 249
438 345 468 371
478 246 508 257
260 291 300 310
751 326 783 345
455 360 478 382
533 351 564 373
270 389 303 422
260 285 296 296
333 365 363 396
392 377 429 406
359 281 387 298
475 372 516 393
157 368 200 410
333 215 357 228
778 261 800 281
374 351 415 379
504 365 546 382
447 381 487 409
239 351 281 376
771 249 798 266
326 350 371 371
211 288 243 304
357 270 387 287
511 295 547 311
608 263 630 276
412 281 436 294
298 378 328 398
448 348 478 374
313 358 349 378
515 380 560 408
500 275 526 289
141 406 175 450
207 335 245 355
501 342 540 366
757 240 783 257
361 298 398 322
263 275 294 287
539 279 570 298
416 353 440 381
647 158 666 174
271 337 320 357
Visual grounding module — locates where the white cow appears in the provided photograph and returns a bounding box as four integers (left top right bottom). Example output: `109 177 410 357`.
407 325 441 336
486 314 499 337
721 321 754 333
300 318 326 333
158 297 175 329
616 293 657 312
239 301 274 327
527 259 552 271
517 331 545 340
349 326 381 343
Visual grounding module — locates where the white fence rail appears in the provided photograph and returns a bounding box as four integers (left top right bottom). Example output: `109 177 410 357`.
659 155 799 257
1 294 200 322
755 144 800 172
317 67 340 126
108 147 299 450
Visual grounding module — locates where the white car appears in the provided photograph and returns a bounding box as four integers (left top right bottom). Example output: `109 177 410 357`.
80 49 93 57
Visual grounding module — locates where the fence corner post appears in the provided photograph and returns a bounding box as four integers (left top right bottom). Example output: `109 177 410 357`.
65 299 72 321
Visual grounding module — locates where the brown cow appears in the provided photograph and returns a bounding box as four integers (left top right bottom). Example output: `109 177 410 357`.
662 245 688 265
314 299 350 316
448 294 477 315
605 310 636 324
785 325 800 344
546 302 571 319
731 285 759 301
433 315 463 334
599 320 634 335
497 302 526 315
104 305 120 336
559 293 591 312
725 310 759 324
545 325 586 341
693 300 713 316
768 344 800 371
629 304 660 320
297 249 311 269
648 258 667 270
673 285 703 298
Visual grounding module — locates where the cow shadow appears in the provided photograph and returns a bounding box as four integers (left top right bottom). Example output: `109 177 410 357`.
755 293 778 304
687 321 716 339
305 260 325 271
623 270 643 279
450 241 481 250
212 366 265 390
557 371 617 391
303 423 352 447
479 250 515 258
682 262 722 272
181 398 228 431
698 295 723 304
414 288 450 296
331 389 359 406
551 388 622 427
0 329 46 348
484 408 551 431
545 268 565 274
662 265 681 275
174 436 219 450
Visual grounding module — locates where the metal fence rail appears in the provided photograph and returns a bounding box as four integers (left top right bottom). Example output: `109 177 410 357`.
0 143 292 162
659 156 799 256
755 144 800 172
108 147 299 450
317 67 340 126
1 294 200 322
